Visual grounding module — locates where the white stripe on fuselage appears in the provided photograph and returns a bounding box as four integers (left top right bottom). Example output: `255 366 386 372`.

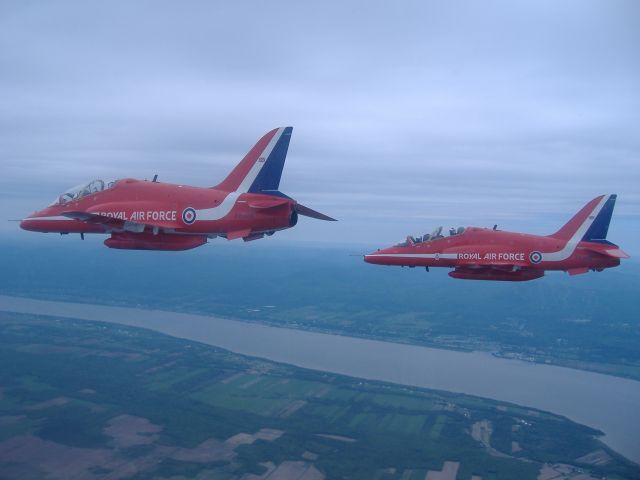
22 216 75 222
540 195 609 262
195 127 285 221
366 253 458 260
196 192 241 221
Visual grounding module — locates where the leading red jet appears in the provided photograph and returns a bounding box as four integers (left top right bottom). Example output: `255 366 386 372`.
364 195 629 281
21 127 335 250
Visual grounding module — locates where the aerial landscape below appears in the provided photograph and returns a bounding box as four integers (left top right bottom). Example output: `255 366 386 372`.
3 240 638 382
1 312 638 480
1 1 638 478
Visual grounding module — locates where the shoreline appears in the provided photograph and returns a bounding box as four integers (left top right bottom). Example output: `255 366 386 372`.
1 294 639 464
5 292 640 382
2 292 637 383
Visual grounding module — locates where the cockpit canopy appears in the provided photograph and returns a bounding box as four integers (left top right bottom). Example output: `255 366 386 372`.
395 226 465 247
52 179 119 205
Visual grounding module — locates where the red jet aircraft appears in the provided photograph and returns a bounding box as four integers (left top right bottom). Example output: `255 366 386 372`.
364 195 629 281
21 127 335 250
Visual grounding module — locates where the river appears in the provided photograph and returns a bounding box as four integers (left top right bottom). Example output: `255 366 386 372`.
1 295 638 463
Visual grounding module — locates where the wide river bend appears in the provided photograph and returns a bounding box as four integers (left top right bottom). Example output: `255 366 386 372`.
1 295 638 463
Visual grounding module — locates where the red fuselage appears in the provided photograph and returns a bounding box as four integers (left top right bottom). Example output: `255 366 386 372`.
20 179 296 249
20 127 335 250
365 227 621 281
365 195 628 281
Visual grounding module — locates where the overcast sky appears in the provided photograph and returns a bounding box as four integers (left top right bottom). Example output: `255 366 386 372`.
1 0 638 252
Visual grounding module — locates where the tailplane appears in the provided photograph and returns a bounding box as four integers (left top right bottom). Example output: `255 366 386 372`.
550 194 617 244
582 242 630 259
214 127 293 193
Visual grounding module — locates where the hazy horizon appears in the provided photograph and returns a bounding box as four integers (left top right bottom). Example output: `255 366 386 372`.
2 1 638 253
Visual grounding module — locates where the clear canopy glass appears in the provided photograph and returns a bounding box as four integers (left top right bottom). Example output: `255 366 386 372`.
395 226 465 246
53 179 119 205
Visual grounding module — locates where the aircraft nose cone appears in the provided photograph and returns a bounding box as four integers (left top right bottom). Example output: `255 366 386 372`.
364 249 385 264
20 217 37 231
20 209 48 231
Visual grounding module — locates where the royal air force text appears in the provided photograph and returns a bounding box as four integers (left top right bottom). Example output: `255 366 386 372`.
95 211 178 222
457 252 526 261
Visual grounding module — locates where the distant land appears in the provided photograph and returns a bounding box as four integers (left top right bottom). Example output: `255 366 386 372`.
1 238 638 381
1 312 638 480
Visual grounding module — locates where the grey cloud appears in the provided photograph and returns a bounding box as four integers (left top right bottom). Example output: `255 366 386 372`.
1 0 638 252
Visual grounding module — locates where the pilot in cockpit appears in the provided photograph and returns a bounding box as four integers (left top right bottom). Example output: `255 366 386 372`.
54 179 118 205
396 226 465 247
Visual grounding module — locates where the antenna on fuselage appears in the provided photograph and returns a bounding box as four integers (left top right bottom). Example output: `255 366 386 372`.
152 174 158 182
493 224 498 230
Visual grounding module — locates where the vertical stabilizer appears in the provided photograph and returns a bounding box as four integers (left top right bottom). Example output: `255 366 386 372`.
550 194 617 243
214 127 293 193
581 194 617 242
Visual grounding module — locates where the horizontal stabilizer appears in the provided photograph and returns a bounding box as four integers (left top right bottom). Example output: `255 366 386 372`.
583 243 630 259
247 198 290 209
295 204 337 221
606 248 630 259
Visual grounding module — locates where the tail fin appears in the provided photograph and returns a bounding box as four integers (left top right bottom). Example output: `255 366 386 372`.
550 194 617 243
214 127 293 193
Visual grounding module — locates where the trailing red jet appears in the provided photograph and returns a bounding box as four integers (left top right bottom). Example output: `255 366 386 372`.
364 195 629 281
20 127 335 250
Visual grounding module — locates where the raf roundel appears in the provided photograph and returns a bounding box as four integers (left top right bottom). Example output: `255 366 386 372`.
182 207 197 225
529 251 542 264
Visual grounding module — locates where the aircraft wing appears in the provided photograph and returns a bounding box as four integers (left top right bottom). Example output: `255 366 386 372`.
62 211 123 224
61 211 164 233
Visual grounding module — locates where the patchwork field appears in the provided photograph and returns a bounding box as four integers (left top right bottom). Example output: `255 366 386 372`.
0 312 637 479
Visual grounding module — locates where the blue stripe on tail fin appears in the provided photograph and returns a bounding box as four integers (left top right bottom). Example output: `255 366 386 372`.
248 126 293 193
582 194 617 243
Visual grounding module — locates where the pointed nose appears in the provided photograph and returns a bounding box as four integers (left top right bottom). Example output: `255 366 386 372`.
364 249 386 264
20 208 50 231
20 216 39 231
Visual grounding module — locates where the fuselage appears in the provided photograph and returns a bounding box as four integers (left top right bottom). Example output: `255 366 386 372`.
19 127 334 250
21 179 296 239
365 227 621 279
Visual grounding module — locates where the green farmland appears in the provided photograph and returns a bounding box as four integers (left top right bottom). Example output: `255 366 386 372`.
0 312 637 479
